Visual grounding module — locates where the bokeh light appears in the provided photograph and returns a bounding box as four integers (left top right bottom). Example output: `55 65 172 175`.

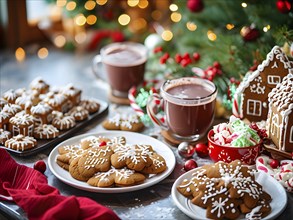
207 30 217 41
15 47 26 62
118 14 131 26
96 0 107 5
87 15 97 25
171 12 181 22
186 22 197 31
226 24 235 30
138 0 148 9
54 35 66 48
38 48 49 59
127 0 139 7
161 30 173 41
75 14 86 26
169 4 178 11
66 1 76 11
84 0 96 10
56 0 67 7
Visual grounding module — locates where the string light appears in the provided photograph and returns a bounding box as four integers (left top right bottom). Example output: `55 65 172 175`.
263 25 271 32
241 2 247 8
38 48 49 59
127 0 139 7
226 24 235 30
54 35 66 48
66 1 76 11
171 12 181 22
169 4 178 11
186 22 197 31
161 30 173 41
15 47 26 62
118 14 130 26
87 15 97 25
96 0 107 5
138 0 148 9
75 14 86 26
84 0 96 10
207 30 217 41
56 0 67 7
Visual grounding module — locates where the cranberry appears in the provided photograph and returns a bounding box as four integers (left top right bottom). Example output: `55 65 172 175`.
195 143 209 158
34 160 47 174
269 159 279 169
184 159 198 171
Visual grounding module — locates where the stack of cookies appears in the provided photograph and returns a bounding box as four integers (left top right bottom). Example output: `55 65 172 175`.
56 135 167 187
177 160 271 220
0 77 101 151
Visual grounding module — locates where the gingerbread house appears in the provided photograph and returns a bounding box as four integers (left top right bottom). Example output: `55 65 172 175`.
267 72 293 152
233 46 292 122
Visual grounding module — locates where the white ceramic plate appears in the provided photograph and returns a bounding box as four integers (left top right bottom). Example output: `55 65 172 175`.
48 131 176 193
171 169 287 220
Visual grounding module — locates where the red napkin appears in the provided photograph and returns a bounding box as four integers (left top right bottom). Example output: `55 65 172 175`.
0 149 120 220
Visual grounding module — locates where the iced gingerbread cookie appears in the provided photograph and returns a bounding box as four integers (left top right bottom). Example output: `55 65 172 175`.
57 145 85 170
2 104 22 116
102 113 144 132
30 102 53 125
29 77 50 94
67 106 89 121
177 160 272 220
79 99 100 114
5 134 37 151
52 115 76 130
34 124 59 139
2 89 18 104
69 146 113 181
0 98 8 110
0 129 11 145
87 167 146 187
140 150 167 174
9 112 35 137
111 144 153 171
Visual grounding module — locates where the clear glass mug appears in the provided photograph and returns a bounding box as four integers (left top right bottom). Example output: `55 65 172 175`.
92 42 148 98
147 77 217 142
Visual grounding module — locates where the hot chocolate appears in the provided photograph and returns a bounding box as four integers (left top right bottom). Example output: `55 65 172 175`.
165 83 216 137
145 77 217 141
103 47 146 96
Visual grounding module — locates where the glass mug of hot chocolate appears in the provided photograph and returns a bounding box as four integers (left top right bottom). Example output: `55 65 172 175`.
92 42 148 98
147 77 217 142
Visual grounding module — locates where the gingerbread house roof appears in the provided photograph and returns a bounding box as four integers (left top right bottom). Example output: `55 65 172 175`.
268 71 293 113
235 46 292 94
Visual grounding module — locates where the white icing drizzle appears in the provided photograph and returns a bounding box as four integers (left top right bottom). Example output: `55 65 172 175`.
9 113 34 125
0 129 11 144
31 103 52 115
30 77 49 90
84 146 112 169
80 99 99 112
2 104 22 115
52 115 76 130
5 134 36 151
245 205 262 220
0 111 11 122
3 89 17 102
114 144 151 165
34 124 59 139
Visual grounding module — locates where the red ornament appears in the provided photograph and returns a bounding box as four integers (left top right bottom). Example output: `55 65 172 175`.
175 54 182 63
213 61 221 69
270 159 280 169
34 160 47 174
184 159 198 171
187 0 204 13
195 143 209 158
240 26 260 42
276 0 291 13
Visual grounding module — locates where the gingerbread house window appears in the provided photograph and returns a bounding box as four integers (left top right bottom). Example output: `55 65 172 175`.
289 126 293 143
271 114 279 138
12 125 20 136
28 124 34 136
247 99 262 116
267 75 281 85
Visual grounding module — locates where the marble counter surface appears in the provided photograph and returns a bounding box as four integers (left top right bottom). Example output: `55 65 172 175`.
0 48 292 220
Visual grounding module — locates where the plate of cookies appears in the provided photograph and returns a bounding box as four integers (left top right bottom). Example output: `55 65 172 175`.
171 160 287 220
48 131 176 193
0 77 109 156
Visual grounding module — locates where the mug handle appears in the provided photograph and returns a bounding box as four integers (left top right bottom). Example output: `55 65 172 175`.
92 54 106 81
147 93 168 130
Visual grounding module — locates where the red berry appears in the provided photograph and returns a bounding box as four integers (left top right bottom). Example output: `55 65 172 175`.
193 52 200 61
34 160 47 174
160 57 167 64
150 87 157 93
162 53 170 59
180 59 189 67
213 61 221 69
270 159 279 169
153 46 163 53
99 141 107 147
175 54 182 63
184 159 198 171
195 143 209 158
183 53 190 60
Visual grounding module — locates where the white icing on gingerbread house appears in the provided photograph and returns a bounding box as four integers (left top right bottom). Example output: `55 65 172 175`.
233 46 292 122
267 72 293 152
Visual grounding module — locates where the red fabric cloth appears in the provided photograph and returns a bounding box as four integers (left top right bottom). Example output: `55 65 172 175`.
0 149 120 220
